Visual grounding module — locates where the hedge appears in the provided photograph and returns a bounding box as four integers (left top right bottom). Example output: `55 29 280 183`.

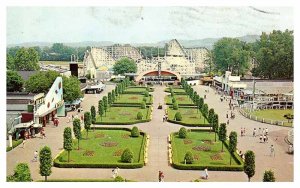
53 128 147 169
94 107 152 125
170 131 244 171
166 103 197 107
167 119 212 127
6 139 23 152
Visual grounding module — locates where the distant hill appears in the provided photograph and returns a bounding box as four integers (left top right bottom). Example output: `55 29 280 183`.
7 34 260 49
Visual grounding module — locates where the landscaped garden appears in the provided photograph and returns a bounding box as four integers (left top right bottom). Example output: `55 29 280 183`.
54 128 146 168
124 86 154 94
95 106 151 125
165 95 195 105
165 87 186 94
167 107 210 127
114 94 153 105
170 130 243 171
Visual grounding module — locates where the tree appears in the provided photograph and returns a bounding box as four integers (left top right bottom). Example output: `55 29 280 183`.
103 96 108 115
252 30 293 79
244 150 255 182
84 112 92 139
144 90 149 97
121 148 134 163
112 90 115 103
113 58 137 75
202 104 208 123
199 97 204 111
39 146 52 181
13 47 40 71
90 106 96 124
184 151 194 164
98 100 104 120
137 112 143 120
175 112 182 121
218 123 227 152
63 127 73 162
8 163 32 182
62 76 82 102
25 70 60 93
73 118 82 150
7 71 24 92
208 108 215 124
213 38 250 75
263 170 275 182
212 114 219 142
173 101 178 110
228 131 237 165
7 53 15 70
108 92 112 108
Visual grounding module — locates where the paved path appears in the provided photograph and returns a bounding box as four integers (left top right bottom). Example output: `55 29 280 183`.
6 85 293 182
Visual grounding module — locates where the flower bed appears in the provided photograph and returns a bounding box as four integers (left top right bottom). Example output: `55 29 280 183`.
54 128 147 169
170 130 243 171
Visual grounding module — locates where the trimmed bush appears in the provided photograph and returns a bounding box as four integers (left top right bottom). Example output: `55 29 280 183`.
115 176 125 182
144 91 149 97
173 101 178 110
172 97 176 103
143 97 147 102
178 127 187 138
141 101 146 109
121 148 134 163
184 151 194 164
174 112 182 121
136 112 143 120
263 170 276 182
131 126 140 137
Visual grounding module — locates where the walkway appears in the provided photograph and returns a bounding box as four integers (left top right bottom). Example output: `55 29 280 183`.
6 85 293 182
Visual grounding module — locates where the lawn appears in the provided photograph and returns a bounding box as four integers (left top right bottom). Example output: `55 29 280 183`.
171 130 243 170
95 106 151 124
165 95 195 105
124 87 148 93
248 109 293 127
115 94 152 104
165 87 186 94
167 107 210 126
55 129 145 167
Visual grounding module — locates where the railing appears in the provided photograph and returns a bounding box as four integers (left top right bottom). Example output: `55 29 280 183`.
239 108 293 127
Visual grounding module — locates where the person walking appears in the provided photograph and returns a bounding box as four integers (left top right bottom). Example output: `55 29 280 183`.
112 169 116 179
227 119 229 125
204 168 209 180
258 128 261 136
158 171 163 182
265 128 269 136
241 128 243 137
253 128 256 137
243 128 246 136
163 115 166 122
226 112 228 119
68 115 71 123
270 145 275 157
33 151 38 162
259 135 263 143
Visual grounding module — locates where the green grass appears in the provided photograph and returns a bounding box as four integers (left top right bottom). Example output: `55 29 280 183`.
115 94 152 104
165 95 195 105
248 109 293 127
172 131 239 166
124 87 147 93
165 87 186 93
57 129 145 165
95 106 151 124
168 107 210 126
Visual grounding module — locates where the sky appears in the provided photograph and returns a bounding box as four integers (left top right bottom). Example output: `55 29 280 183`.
6 6 293 45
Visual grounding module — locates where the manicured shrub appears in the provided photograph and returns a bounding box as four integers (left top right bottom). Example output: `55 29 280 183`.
184 151 194 164
39 146 52 181
8 163 32 182
136 112 143 120
131 126 140 137
178 127 187 138
263 170 275 182
143 97 147 102
121 148 134 163
174 112 182 121
144 91 149 97
172 97 176 103
244 150 255 182
115 176 125 182
141 101 146 109
173 101 178 110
